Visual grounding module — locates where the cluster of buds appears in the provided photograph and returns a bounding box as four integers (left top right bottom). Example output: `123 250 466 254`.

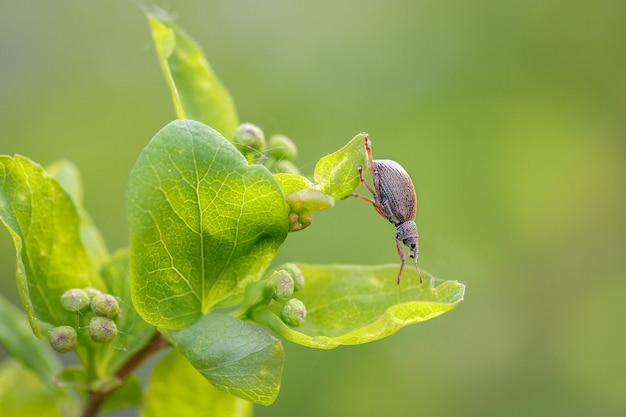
286 199 312 232
242 263 307 327
233 123 300 174
49 287 120 353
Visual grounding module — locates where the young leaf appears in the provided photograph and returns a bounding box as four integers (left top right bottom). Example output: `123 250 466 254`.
147 9 239 138
273 133 369 200
0 156 103 338
251 264 465 349
313 132 369 199
127 120 288 329
161 313 284 406
0 296 61 386
142 349 252 417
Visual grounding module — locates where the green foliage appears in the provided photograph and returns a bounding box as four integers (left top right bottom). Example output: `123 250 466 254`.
0 296 61 386
147 10 239 138
142 349 252 417
0 6 464 417
162 314 284 405
0 359 69 417
251 264 464 348
0 156 104 338
126 120 289 329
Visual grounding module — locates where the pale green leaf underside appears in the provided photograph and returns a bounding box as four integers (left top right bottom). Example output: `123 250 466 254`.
161 313 283 406
142 349 251 417
0 156 103 338
127 120 288 329
252 264 465 349
147 10 239 138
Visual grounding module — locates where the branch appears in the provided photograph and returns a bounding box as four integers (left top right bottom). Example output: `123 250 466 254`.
81 331 170 417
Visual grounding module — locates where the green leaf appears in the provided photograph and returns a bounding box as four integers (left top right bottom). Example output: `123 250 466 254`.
46 159 110 273
313 132 369 199
0 359 70 417
251 264 465 349
0 155 103 338
127 120 288 329
0 295 61 386
142 349 252 417
273 173 315 195
273 133 368 200
147 9 239 138
161 313 284 405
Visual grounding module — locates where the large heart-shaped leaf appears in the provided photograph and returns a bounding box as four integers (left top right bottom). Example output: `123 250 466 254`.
251 263 465 348
0 156 103 338
127 120 288 329
161 313 284 405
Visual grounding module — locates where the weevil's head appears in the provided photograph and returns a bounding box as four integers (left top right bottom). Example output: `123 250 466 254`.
396 221 419 259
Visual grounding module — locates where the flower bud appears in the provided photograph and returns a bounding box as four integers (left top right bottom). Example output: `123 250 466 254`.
268 270 294 301
84 287 103 299
49 326 77 353
233 123 266 160
281 263 305 291
89 316 118 343
288 208 312 232
267 134 298 161
91 293 120 318
280 298 306 327
60 289 90 312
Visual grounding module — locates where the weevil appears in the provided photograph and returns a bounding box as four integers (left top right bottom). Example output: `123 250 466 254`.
348 135 422 284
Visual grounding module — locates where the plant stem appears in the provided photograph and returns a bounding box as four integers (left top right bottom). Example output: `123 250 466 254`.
81 331 170 417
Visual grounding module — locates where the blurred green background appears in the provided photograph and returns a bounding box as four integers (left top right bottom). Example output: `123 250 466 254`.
1 1 625 416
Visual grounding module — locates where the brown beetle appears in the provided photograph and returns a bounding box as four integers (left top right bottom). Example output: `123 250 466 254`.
349 135 421 284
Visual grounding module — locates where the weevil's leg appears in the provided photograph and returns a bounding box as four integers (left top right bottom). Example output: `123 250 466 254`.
357 165 377 196
343 167 375 203
395 237 406 284
346 192 375 204
414 258 422 284
363 134 376 172
409 238 423 284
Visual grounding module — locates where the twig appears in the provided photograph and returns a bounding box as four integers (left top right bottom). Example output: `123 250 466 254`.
81 331 171 417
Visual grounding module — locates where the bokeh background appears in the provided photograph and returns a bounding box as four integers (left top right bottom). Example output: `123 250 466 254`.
1 1 625 416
